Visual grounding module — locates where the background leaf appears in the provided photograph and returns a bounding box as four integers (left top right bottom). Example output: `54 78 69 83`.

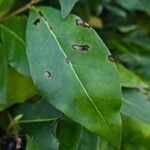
59 0 79 19
0 0 15 18
118 64 148 89
0 68 36 112
57 118 81 150
121 89 150 124
0 45 8 104
0 16 30 76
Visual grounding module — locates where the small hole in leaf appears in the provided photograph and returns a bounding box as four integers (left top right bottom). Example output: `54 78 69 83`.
33 18 40 26
108 55 115 62
72 44 89 51
44 71 51 78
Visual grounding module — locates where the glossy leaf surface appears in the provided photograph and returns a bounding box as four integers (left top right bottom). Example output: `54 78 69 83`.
26 7 122 147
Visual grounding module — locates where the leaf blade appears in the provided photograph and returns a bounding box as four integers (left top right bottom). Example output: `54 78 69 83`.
26 7 122 147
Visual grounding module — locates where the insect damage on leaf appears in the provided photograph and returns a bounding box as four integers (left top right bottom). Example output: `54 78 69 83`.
33 18 40 26
108 55 115 62
76 18 90 27
72 44 89 51
44 71 51 78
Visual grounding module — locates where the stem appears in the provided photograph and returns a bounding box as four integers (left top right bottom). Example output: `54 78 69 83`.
7 111 19 142
0 0 41 23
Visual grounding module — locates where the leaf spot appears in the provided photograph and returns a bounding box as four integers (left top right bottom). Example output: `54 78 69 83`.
108 55 115 62
65 57 70 63
38 11 45 18
76 19 90 28
44 71 51 78
72 44 89 51
33 18 40 26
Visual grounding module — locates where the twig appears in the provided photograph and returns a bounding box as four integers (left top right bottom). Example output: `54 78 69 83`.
0 0 41 23
7 111 19 141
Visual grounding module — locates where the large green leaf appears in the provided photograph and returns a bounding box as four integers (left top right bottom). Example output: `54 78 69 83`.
57 118 81 150
121 89 150 124
0 45 7 104
26 7 122 147
0 16 30 76
59 0 79 19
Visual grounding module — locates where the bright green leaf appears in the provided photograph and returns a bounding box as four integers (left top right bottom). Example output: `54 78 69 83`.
26 7 122 147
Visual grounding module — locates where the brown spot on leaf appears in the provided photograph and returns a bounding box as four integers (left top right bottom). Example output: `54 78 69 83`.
72 44 89 51
33 18 40 26
44 71 51 78
108 55 115 62
65 57 70 63
38 11 44 17
76 19 90 27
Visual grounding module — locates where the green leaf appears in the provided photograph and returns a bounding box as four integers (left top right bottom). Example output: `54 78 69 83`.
121 89 150 124
0 68 36 111
121 116 150 150
0 16 30 76
0 0 15 18
0 45 8 104
26 135 48 150
105 5 126 18
78 128 99 150
23 122 59 150
57 118 81 150
115 0 150 14
59 0 79 19
13 97 61 150
12 97 62 123
118 64 148 89
26 7 122 147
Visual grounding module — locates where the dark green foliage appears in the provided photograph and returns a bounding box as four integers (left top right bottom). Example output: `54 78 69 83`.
0 0 149 150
